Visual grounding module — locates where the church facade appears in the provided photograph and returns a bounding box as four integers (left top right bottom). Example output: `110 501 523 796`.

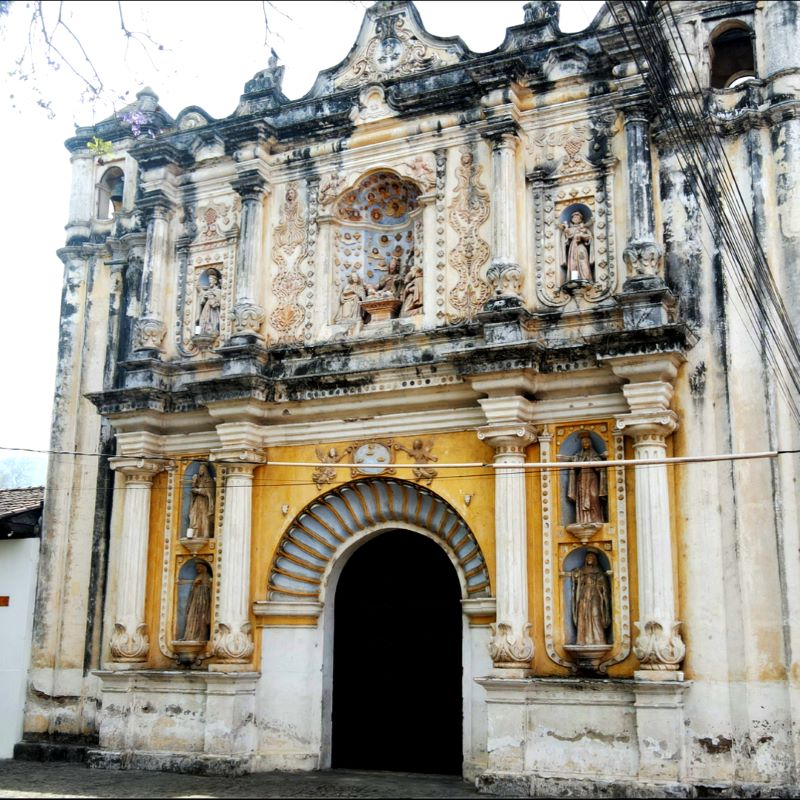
22 1 800 795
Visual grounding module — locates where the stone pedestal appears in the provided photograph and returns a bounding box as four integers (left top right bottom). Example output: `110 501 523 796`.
91 670 259 775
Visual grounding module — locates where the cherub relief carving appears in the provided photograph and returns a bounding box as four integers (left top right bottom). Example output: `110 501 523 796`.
394 439 438 485
313 447 347 488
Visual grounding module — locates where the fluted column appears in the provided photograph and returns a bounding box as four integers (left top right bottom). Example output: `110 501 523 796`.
212 463 257 664
612 354 685 673
622 106 664 287
485 127 523 305
230 171 269 343
108 458 165 663
133 195 173 354
477 424 537 671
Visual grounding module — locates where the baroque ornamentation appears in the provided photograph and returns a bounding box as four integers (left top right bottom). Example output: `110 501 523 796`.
336 11 453 90
313 446 347 488
448 146 491 322
393 439 438 485
434 148 447 322
270 183 308 343
192 197 240 242
110 622 150 661
489 621 534 667
486 262 524 302
212 621 254 661
634 620 686 670
233 302 266 337
623 240 664 280
134 316 166 351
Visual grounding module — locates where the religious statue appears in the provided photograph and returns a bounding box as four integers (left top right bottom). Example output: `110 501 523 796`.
181 561 212 642
394 439 438 485
196 270 222 335
566 434 607 526
400 265 423 315
559 210 594 284
570 551 611 646
188 464 215 538
334 272 365 322
367 255 402 298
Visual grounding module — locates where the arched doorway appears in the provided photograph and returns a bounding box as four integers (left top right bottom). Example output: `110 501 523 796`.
331 529 463 774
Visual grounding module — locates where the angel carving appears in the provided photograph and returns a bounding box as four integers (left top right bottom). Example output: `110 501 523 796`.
313 446 347 489
394 439 438 485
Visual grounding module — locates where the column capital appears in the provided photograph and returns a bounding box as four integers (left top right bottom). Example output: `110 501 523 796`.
477 424 538 453
231 169 269 201
483 122 520 149
615 409 678 439
108 456 171 481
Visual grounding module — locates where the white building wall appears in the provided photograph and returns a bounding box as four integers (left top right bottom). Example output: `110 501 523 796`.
0 538 40 757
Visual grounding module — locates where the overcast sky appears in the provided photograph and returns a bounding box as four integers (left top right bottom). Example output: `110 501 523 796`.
0 1 603 473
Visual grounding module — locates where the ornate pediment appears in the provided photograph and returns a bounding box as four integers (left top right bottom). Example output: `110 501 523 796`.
306 1 466 97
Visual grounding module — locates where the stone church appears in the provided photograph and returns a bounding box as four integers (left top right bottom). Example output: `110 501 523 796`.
20 0 800 795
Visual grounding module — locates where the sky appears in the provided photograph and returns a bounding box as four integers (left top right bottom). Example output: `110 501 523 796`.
0 0 602 483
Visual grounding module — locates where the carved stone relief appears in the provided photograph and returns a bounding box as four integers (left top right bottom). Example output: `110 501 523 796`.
394 439 438 485
447 145 491 322
176 196 238 356
269 183 308 343
335 10 458 91
332 171 423 329
528 117 617 306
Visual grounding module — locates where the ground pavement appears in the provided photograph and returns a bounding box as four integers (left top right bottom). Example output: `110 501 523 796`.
0 761 484 799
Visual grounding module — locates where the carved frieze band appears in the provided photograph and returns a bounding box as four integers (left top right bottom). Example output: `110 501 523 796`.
434 148 447 322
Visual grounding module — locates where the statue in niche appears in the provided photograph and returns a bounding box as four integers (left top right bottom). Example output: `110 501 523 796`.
334 272 365 322
566 434 607 526
196 269 222 335
570 551 611 646
400 265 423 315
181 561 212 642
188 464 215 538
559 210 594 285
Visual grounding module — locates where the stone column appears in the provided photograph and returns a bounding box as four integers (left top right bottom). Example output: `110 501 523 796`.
133 194 173 355
108 458 164 663
622 106 664 288
478 424 537 671
612 354 685 673
485 127 523 306
230 171 269 343
212 463 257 664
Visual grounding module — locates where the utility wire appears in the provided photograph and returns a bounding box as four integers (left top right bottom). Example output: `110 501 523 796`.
608 1 800 425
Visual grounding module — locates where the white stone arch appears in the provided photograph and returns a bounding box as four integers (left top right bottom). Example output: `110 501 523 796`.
255 479 494 777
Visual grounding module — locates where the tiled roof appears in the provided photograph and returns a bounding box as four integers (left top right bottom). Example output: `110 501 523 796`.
0 486 45 519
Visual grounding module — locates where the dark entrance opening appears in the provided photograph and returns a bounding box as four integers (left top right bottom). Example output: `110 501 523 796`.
332 529 463 774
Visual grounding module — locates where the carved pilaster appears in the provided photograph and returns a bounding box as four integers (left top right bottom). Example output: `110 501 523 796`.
134 198 173 356
622 106 664 290
477 424 537 671
485 127 523 308
230 171 269 342
108 457 169 663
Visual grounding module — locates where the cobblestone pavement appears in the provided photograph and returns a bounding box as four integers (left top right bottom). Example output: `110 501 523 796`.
0 761 484 799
